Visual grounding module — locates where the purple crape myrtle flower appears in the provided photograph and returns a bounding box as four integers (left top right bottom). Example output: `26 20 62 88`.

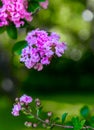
12 94 33 116
20 94 33 105
20 28 67 71
11 103 21 116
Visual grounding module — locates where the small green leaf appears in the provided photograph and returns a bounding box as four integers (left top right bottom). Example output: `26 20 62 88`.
36 106 43 116
47 126 51 129
26 25 35 33
53 117 60 123
90 116 94 122
28 2 40 12
90 116 94 127
0 1 2 6
80 106 90 118
72 117 80 130
12 40 28 55
80 120 86 128
62 112 68 123
0 26 5 34
72 117 85 130
6 23 17 39
27 115 34 119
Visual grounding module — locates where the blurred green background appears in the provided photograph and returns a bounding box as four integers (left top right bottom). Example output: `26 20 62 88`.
0 0 94 129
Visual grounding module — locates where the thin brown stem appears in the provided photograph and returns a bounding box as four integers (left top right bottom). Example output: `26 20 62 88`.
53 123 94 130
34 115 94 130
27 108 94 130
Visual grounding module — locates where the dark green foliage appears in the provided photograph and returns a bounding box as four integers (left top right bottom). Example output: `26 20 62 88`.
27 0 46 13
80 106 90 118
12 40 28 55
0 0 2 6
0 26 5 34
6 23 17 39
33 0 46 2
72 117 85 130
62 112 68 123
36 106 43 116
28 1 40 12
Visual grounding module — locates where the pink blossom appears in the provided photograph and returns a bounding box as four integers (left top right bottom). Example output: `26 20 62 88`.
11 103 21 116
41 57 50 65
50 32 60 40
20 94 33 105
40 0 49 9
34 63 43 71
55 42 67 57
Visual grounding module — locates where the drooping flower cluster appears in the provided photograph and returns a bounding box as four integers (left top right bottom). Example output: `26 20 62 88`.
12 94 33 116
0 0 49 27
20 29 67 71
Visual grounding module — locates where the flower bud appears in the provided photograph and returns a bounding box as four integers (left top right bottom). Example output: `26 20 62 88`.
21 107 25 111
24 121 32 127
33 123 37 128
15 98 19 102
35 98 40 102
43 123 46 128
36 101 41 107
20 102 24 106
47 112 52 117
45 119 50 124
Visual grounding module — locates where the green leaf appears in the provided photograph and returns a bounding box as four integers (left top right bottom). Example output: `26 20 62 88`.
47 126 51 129
12 40 28 55
62 112 68 123
80 120 86 128
90 116 94 122
27 115 34 119
80 106 90 118
89 116 94 127
26 25 35 33
39 0 46 1
72 117 80 130
0 26 5 34
36 106 43 116
72 117 85 130
6 23 17 39
0 1 2 6
28 2 40 12
53 117 60 123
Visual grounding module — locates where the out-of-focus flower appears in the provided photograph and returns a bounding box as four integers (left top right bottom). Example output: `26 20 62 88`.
12 94 33 116
11 103 21 116
20 94 33 105
40 0 49 9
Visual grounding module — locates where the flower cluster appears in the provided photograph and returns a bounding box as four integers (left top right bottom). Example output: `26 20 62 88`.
12 94 33 116
20 29 67 71
0 0 49 27
12 95 53 128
